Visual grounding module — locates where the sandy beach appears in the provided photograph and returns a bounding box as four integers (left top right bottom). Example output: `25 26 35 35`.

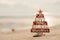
0 25 60 40
0 0 60 40
0 16 60 40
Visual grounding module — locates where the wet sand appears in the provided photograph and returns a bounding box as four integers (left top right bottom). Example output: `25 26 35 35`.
0 25 60 40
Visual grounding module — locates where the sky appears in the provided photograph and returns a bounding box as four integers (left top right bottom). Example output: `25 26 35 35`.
0 0 60 16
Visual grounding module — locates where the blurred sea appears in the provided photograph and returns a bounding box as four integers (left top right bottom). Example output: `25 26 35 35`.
0 15 60 32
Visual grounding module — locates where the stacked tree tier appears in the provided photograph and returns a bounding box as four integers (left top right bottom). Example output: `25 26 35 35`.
31 13 50 33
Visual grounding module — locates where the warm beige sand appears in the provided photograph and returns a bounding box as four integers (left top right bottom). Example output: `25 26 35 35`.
0 16 60 40
0 25 60 40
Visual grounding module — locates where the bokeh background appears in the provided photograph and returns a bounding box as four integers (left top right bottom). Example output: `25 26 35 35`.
0 0 60 32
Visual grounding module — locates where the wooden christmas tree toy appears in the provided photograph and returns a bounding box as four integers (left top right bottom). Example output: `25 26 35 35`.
31 9 50 37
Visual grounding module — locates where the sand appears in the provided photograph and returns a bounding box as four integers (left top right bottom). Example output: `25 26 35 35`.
0 25 60 40
0 16 60 40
